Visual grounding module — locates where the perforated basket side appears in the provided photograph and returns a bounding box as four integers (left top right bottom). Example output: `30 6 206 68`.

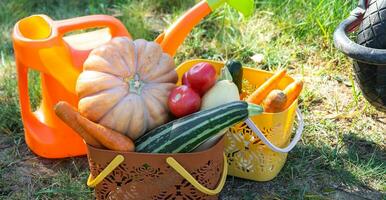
86 139 225 200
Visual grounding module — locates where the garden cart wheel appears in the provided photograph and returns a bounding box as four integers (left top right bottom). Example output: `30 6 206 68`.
334 0 386 112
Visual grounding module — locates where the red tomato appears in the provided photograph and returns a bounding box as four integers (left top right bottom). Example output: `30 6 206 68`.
186 62 216 96
168 85 201 117
182 72 191 87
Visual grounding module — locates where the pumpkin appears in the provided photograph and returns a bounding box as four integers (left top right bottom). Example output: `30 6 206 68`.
76 37 178 140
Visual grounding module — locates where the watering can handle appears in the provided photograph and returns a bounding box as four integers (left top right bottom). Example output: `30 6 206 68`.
55 15 131 72
56 15 129 37
245 109 304 153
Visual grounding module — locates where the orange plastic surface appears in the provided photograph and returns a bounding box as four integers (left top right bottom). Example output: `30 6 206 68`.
13 15 130 158
13 1 216 158
156 1 212 56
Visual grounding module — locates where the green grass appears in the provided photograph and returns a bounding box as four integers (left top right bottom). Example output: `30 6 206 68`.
0 0 385 199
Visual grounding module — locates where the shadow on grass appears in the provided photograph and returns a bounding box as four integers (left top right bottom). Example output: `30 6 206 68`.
0 130 92 199
1 123 384 199
342 133 385 173
221 132 385 200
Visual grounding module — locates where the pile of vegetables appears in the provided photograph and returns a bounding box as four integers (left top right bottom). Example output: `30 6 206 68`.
135 101 262 153
54 37 265 154
54 36 302 154
168 61 242 117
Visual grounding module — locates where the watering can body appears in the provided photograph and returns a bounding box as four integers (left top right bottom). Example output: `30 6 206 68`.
12 0 254 158
13 15 130 158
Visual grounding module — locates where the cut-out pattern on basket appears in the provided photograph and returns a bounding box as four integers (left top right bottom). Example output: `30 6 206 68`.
225 121 288 180
88 157 222 200
152 160 220 200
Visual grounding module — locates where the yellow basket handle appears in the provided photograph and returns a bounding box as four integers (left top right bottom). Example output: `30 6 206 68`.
87 155 124 188
166 154 228 196
87 153 228 195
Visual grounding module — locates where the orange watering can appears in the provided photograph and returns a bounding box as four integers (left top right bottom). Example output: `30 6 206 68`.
12 0 254 158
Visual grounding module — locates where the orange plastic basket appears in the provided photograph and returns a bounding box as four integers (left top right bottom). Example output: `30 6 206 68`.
86 139 227 200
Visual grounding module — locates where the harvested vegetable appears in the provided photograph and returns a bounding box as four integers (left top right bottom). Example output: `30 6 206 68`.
225 60 243 93
168 85 201 117
76 37 177 140
247 69 287 104
283 79 304 109
201 67 240 110
185 62 216 96
181 73 191 87
135 101 263 153
76 113 135 152
54 101 103 148
262 90 287 113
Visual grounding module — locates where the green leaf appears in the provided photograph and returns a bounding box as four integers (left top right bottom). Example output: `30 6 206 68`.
206 0 255 17
227 0 254 17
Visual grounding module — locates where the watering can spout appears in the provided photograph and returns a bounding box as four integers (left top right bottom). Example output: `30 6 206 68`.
157 0 254 57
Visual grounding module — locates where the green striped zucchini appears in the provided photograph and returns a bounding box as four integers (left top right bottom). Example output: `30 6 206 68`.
135 101 262 153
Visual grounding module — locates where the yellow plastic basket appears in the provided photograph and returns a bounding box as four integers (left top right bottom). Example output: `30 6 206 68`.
176 59 303 182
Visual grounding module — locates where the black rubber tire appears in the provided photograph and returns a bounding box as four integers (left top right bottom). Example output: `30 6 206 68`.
356 0 386 112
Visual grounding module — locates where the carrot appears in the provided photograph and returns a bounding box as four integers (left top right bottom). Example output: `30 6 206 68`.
54 101 103 148
76 114 135 152
262 90 287 113
247 69 287 104
283 78 304 109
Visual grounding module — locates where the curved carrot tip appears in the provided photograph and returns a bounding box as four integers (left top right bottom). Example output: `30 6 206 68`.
283 78 304 109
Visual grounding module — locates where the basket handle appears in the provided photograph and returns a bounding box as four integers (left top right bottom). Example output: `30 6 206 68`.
245 108 304 153
166 154 227 196
87 153 228 195
87 155 124 188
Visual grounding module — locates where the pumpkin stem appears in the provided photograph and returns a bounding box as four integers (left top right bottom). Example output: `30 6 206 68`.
129 73 144 94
